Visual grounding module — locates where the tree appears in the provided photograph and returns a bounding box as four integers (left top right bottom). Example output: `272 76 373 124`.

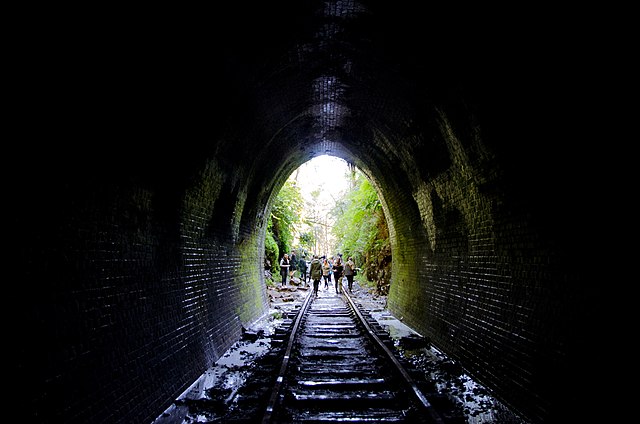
269 179 303 260
331 169 391 294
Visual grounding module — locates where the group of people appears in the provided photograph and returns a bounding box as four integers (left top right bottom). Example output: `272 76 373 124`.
280 252 357 297
278 251 305 286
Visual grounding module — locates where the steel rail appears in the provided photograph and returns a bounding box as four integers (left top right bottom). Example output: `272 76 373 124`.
261 287 445 423
342 289 445 424
261 289 314 424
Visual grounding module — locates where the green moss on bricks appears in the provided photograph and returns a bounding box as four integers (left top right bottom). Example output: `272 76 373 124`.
235 233 268 324
231 188 247 240
387 110 502 343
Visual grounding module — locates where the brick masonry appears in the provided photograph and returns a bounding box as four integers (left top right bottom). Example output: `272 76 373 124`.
15 158 269 423
16 105 596 423
13 3 607 423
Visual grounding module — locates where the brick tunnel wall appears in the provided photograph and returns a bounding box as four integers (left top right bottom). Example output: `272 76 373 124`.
13 3 611 422
15 151 269 423
13 90 601 424
380 99 598 422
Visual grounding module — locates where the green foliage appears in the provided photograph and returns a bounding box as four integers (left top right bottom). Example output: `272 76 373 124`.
265 270 278 288
363 208 392 294
267 165 390 295
331 170 391 294
264 220 279 270
298 185 327 256
267 179 304 263
332 173 381 265
298 231 315 252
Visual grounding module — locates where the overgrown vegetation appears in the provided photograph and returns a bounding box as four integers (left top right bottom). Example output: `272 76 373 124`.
265 179 303 270
331 170 391 295
265 162 391 295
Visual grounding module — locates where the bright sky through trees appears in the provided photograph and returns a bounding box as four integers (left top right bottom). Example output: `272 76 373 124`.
293 155 350 214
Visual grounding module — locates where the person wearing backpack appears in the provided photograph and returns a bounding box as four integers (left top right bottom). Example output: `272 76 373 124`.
344 257 356 291
309 255 323 296
333 257 344 294
298 255 308 286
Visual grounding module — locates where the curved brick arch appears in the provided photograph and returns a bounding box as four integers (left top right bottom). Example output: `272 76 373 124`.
13 2 609 423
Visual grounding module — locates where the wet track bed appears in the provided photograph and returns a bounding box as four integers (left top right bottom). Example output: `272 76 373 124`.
154 282 526 424
260 290 462 423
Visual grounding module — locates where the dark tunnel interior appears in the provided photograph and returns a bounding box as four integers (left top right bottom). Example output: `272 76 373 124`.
10 1 619 423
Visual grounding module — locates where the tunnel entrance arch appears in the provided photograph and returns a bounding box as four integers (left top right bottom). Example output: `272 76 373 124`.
267 154 394 295
15 0 602 421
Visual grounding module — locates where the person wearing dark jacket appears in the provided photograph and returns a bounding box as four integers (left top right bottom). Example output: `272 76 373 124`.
309 255 323 296
344 257 356 291
289 251 297 280
298 255 307 285
332 257 344 294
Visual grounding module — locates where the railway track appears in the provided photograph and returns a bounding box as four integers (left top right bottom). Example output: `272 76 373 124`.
259 287 456 423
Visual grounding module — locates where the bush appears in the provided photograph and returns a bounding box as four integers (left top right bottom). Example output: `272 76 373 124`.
265 230 279 271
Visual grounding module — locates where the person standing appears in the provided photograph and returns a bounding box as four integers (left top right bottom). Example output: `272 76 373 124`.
289 251 297 281
299 255 307 286
322 257 331 289
309 255 323 296
279 253 290 286
328 256 334 283
344 257 356 291
333 256 344 294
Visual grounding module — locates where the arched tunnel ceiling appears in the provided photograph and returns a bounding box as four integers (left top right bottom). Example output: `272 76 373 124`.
23 0 594 228
304 0 365 159
202 0 607 294
215 0 479 186
207 0 557 183
148 0 590 237
12 3 618 424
